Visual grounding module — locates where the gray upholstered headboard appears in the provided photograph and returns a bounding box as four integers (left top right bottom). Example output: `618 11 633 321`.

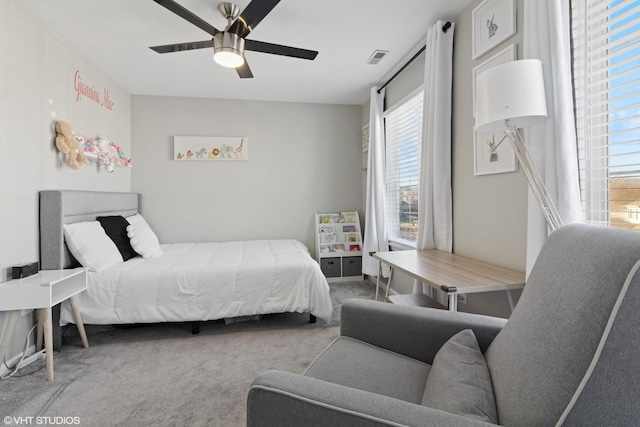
39 190 142 270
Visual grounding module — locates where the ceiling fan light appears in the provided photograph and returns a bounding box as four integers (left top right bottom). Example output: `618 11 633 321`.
214 49 245 68
213 32 245 68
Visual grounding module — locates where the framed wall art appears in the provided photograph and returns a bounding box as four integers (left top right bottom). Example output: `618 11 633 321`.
472 0 516 59
474 128 517 176
173 136 248 161
472 44 516 118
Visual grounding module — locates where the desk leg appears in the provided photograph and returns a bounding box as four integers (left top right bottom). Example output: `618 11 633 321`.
448 294 458 312
0 310 20 368
68 297 89 349
375 262 381 301
41 308 54 381
384 268 394 300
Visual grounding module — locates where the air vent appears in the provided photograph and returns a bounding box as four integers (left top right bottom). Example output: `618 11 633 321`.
366 50 389 65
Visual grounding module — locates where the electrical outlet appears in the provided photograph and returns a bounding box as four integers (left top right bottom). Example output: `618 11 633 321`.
457 294 467 304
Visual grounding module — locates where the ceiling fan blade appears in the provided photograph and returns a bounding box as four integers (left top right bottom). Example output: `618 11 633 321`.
153 0 220 37
236 61 254 79
150 40 215 54
228 0 280 38
245 40 318 60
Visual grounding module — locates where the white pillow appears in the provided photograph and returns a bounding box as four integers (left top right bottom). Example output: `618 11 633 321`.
63 221 123 272
126 213 151 228
126 224 162 259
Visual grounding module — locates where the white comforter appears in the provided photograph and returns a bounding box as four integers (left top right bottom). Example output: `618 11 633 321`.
60 240 333 325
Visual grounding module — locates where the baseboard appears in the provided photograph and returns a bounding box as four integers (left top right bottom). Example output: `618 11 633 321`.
0 344 37 378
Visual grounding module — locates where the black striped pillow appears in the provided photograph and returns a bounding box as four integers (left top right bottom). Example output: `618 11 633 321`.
96 215 138 261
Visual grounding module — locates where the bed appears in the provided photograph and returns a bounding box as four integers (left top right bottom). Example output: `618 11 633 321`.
39 190 333 339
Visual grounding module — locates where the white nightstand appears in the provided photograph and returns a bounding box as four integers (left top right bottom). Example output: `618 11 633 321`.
0 268 89 381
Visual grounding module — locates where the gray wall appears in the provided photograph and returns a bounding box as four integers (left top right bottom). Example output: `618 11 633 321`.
451 0 526 316
131 96 364 256
453 0 527 271
362 0 526 317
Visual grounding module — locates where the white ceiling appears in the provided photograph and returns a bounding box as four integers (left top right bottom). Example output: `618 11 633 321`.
19 0 472 105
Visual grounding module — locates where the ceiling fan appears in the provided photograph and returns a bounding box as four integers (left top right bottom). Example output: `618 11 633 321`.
149 0 318 78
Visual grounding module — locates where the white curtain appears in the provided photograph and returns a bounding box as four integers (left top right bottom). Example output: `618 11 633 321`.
523 0 583 275
362 87 390 277
414 20 454 294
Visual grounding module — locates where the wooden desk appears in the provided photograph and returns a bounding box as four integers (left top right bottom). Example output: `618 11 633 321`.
372 249 525 311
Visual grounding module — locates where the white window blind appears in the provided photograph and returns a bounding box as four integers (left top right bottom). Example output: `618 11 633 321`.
572 0 640 229
383 89 424 244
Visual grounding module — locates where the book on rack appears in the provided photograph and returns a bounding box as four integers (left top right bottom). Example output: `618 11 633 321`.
319 224 335 234
345 233 360 242
340 211 358 223
319 214 340 224
320 233 336 244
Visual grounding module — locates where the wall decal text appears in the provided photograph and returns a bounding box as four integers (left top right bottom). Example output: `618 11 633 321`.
74 70 114 110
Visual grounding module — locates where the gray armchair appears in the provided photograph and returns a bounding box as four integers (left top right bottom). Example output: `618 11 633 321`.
247 224 640 426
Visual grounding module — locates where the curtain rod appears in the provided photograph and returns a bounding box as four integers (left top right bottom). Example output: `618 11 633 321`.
377 21 451 94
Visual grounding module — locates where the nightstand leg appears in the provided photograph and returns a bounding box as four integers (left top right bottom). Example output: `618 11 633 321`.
41 307 54 381
0 310 19 368
68 296 89 349
37 311 44 351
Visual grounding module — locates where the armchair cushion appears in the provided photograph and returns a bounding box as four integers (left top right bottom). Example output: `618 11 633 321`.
422 329 497 423
340 299 507 365
248 370 498 427
304 336 431 404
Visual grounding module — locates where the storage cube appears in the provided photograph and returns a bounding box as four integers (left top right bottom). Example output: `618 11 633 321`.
342 256 362 277
320 258 341 278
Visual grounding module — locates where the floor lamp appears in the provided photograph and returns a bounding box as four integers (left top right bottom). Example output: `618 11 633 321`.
475 59 564 232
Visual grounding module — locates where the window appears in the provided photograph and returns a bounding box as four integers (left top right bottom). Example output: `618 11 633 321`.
572 0 640 229
383 89 424 245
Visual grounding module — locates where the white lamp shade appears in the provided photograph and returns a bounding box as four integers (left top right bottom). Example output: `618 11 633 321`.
475 59 548 132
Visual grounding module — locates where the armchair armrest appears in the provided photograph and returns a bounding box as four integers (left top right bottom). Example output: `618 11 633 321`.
248 370 497 427
340 299 506 364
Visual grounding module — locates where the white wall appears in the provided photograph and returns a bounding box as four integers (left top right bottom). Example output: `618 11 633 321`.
0 0 131 364
131 96 363 255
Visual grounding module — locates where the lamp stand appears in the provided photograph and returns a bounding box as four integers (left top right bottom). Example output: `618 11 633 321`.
504 121 564 232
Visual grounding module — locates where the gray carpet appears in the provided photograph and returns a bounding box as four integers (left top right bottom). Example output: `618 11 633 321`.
0 281 376 426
